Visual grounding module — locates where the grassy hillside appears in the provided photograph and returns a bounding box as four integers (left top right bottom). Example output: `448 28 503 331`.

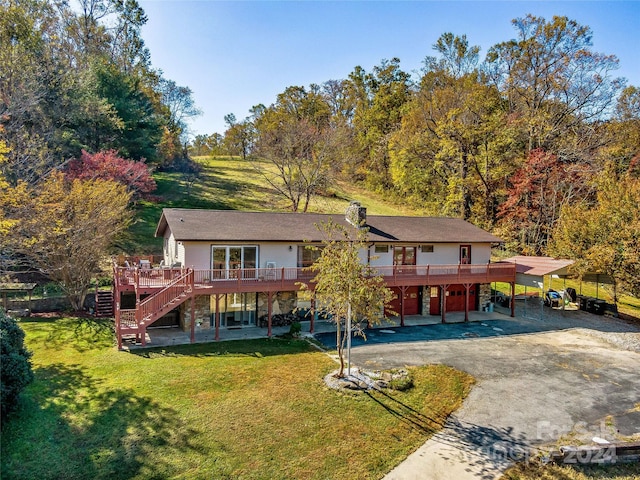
122 155 422 254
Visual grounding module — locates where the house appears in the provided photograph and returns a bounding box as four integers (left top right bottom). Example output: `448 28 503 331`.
113 203 517 349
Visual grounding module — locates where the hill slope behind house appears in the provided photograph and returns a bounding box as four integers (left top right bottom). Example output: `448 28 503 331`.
123 155 423 254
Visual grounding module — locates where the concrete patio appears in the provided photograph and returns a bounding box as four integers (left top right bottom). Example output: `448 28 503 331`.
121 310 508 350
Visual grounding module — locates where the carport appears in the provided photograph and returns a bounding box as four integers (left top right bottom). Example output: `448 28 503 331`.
505 256 615 300
506 256 574 291
505 255 613 313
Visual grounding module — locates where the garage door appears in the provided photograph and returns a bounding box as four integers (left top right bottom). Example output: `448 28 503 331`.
430 285 478 314
387 286 421 316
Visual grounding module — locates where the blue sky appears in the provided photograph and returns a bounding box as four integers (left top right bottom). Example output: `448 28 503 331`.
138 1 640 137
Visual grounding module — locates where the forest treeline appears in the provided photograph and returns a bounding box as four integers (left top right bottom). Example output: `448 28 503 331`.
0 0 199 184
1 4 639 301
194 16 639 291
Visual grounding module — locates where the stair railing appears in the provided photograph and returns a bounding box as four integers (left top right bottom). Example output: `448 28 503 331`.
137 268 194 326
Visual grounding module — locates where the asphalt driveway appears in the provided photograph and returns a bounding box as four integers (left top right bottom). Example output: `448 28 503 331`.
315 308 640 479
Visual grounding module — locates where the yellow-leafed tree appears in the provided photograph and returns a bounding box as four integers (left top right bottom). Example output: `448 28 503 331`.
12 172 132 310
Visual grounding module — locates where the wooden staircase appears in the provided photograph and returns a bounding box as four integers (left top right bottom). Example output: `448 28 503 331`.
95 290 114 317
116 269 194 348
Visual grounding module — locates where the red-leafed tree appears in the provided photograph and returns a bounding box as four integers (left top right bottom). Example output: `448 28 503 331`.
66 150 157 199
498 149 591 255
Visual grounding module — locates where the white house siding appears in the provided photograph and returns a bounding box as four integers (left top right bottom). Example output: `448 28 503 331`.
471 244 492 264
368 243 493 267
425 244 460 265
183 241 212 269
259 243 299 269
166 234 494 272
163 231 177 266
176 241 186 266
173 241 301 270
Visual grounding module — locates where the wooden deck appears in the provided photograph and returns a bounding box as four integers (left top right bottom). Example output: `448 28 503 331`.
113 262 517 349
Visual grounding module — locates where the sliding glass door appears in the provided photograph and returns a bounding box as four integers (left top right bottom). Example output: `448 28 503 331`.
211 246 258 279
210 293 257 328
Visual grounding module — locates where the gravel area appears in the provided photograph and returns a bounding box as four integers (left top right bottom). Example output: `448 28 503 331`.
576 328 640 353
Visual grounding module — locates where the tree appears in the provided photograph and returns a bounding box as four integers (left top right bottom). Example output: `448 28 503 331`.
550 164 640 303
66 149 156 199
158 78 201 147
189 133 224 156
498 149 590 254
299 219 394 378
601 86 640 175
1 310 34 421
253 86 334 212
424 32 480 79
389 35 516 226
12 172 131 310
486 15 624 153
346 58 412 189
0 135 31 273
223 113 254 159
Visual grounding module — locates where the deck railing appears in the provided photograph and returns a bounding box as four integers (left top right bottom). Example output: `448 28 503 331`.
192 267 316 287
115 262 516 295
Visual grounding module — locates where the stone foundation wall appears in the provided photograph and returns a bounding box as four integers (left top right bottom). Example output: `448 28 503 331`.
479 284 492 309
180 295 211 332
257 291 298 318
422 286 432 315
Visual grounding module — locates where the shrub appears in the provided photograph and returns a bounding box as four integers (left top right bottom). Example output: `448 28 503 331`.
388 373 414 391
1 310 34 421
66 149 156 199
288 321 302 337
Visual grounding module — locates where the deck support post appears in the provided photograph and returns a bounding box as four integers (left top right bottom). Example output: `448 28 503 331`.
510 282 516 317
190 295 195 343
215 294 221 341
441 284 449 323
463 283 473 322
399 285 408 327
141 326 147 346
267 291 273 338
115 303 122 350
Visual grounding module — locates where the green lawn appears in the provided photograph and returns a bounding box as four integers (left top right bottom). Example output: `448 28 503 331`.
1 317 474 480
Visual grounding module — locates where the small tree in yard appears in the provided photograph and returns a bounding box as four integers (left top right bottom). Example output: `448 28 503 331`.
299 220 394 378
1 310 34 421
13 172 132 310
